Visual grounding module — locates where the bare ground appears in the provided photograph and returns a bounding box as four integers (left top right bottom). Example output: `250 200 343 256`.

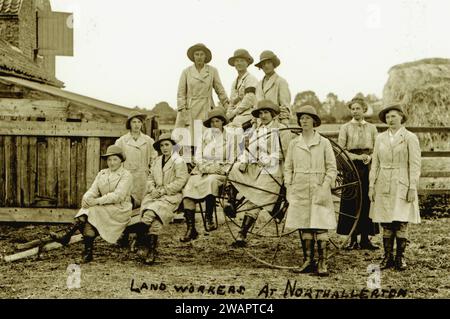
0 217 449 299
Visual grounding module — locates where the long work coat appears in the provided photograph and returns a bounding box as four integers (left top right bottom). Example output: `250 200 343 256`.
228 120 291 213
115 132 157 202
140 153 189 225
175 65 229 143
369 127 421 224
75 166 133 244
183 128 232 199
284 132 337 230
227 71 258 127
256 73 291 122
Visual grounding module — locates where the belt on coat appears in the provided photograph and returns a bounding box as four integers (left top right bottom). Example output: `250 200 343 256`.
293 169 325 174
380 164 407 169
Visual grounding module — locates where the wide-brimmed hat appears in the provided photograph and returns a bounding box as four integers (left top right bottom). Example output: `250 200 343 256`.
228 49 254 66
187 43 212 64
153 132 177 152
378 102 407 124
203 107 229 128
126 111 147 130
251 99 280 118
347 96 368 112
101 145 126 162
294 104 322 127
255 50 281 69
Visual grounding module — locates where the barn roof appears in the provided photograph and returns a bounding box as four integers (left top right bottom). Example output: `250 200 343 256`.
0 75 155 117
0 0 22 15
0 39 64 87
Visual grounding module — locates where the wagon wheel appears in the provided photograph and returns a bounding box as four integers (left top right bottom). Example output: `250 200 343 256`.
218 127 362 270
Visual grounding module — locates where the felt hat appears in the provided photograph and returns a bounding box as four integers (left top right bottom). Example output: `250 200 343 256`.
293 104 322 127
101 145 126 162
255 50 281 68
228 49 254 66
187 43 212 63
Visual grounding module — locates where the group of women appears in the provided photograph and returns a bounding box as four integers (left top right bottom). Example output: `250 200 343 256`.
52 43 421 276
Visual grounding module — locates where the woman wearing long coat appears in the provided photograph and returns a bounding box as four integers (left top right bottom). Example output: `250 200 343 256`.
135 133 189 265
369 103 421 271
284 105 337 276
228 99 291 247
181 108 232 241
336 96 380 250
226 49 258 128
175 43 230 148
52 145 133 263
115 111 157 206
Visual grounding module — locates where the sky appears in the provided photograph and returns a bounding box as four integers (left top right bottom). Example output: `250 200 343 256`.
49 0 450 110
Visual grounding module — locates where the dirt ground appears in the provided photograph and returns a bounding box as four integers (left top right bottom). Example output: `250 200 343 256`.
0 216 449 299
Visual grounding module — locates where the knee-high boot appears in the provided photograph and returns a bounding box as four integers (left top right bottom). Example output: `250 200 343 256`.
144 234 158 265
205 195 217 231
180 209 198 242
381 235 395 269
50 219 85 246
81 236 95 263
317 240 329 277
231 215 256 247
294 239 315 273
395 237 408 271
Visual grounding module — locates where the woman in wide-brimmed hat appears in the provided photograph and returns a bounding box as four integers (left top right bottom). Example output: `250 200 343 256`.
115 111 157 207
284 105 337 276
175 43 230 149
226 49 258 128
180 107 233 241
336 96 380 250
369 103 421 271
131 133 189 265
227 99 291 248
254 50 292 125
52 145 133 263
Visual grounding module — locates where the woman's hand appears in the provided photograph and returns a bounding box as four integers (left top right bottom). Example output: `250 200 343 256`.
407 189 416 203
82 197 98 208
361 154 371 165
368 187 375 202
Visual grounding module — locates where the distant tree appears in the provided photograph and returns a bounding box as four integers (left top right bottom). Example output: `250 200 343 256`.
152 101 177 124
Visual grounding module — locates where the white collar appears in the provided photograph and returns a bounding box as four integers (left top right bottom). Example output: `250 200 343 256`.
351 118 367 125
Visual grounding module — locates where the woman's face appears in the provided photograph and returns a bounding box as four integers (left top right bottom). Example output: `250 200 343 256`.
130 117 143 133
160 141 173 156
194 50 206 65
385 110 403 129
350 103 365 121
234 58 248 73
299 114 314 130
107 155 122 171
259 109 273 125
261 60 275 75
210 117 224 130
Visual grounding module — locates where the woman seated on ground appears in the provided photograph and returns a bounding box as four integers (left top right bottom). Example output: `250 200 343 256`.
132 133 189 265
227 99 290 248
284 105 337 276
180 108 232 242
52 145 133 263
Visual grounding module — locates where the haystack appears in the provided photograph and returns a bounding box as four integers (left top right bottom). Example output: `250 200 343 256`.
383 58 450 150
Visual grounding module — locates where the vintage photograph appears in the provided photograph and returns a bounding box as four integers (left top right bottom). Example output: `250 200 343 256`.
0 0 449 303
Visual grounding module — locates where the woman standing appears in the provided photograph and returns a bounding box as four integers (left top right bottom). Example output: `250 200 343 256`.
337 96 380 250
135 133 189 265
226 49 258 128
115 111 157 207
181 108 232 241
369 103 421 271
52 145 133 263
175 43 230 149
284 105 337 276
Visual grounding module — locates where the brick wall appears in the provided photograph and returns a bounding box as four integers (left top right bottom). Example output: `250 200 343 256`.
0 18 19 47
18 0 36 60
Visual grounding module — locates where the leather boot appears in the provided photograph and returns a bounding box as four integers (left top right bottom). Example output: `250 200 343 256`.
317 240 329 277
381 236 395 269
180 209 198 242
144 234 158 265
360 234 379 250
135 223 151 257
395 237 408 271
81 236 94 263
294 239 315 273
50 220 84 246
232 216 256 247
205 196 217 231
345 234 359 250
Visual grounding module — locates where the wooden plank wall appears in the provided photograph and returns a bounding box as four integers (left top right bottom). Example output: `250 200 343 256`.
0 136 118 209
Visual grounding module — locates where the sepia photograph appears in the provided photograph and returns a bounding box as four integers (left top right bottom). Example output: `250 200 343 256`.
0 0 449 308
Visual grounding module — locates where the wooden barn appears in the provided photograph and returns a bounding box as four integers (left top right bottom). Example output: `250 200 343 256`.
0 0 156 223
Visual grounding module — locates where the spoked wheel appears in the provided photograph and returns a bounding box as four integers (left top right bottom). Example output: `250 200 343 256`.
218 127 362 269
